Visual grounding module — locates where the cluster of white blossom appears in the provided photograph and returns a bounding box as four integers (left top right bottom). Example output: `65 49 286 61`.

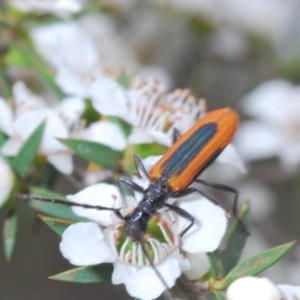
0 64 244 300
60 159 228 299
3 1 300 300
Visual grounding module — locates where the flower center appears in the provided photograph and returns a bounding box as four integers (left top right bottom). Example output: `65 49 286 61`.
130 78 204 134
109 210 179 267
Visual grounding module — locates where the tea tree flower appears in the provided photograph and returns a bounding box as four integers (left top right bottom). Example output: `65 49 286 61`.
227 277 281 300
30 17 138 98
59 178 227 299
0 81 84 174
227 277 300 300
30 22 101 98
235 79 300 172
89 77 202 146
87 77 245 172
81 121 127 151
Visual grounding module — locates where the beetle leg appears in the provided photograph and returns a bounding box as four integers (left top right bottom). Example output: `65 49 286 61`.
117 177 145 208
133 155 150 180
172 128 181 144
118 177 145 193
195 179 239 214
165 203 194 238
172 188 249 235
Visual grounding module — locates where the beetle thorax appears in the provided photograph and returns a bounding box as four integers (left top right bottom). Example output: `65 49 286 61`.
123 183 168 241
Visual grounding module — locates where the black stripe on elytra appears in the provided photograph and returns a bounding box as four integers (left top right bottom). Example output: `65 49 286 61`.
160 123 218 180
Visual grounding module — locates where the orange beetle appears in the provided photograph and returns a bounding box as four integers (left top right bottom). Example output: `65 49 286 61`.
149 108 239 192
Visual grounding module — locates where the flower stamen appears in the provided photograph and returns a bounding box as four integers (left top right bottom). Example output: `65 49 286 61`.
110 211 179 267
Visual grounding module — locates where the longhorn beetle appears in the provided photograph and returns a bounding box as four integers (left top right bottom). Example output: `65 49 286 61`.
15 107 245 299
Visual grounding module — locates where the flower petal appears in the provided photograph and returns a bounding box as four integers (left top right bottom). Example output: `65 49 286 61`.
13 108 69 155
111 262 127 285
227 277 281 300
241 79 293 124
1 138 22 156
60 222 115 266
217 143 247 173
56 65 88 97
82 121 126 151
178 195 227 253
0 157 14 207
0 97 13 136
89 78 129 117
146 129 171 147
115 258 181 300
184 252 209 280
12 81 44 115
235 121 280 161
57 96 85 128
67 183 122 226
278 284 300 300
47 152 73 174
127 127 154 145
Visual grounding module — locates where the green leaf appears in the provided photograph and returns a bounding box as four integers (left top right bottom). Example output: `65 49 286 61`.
12 121 45 178
117 72 130 88
38 215 73 236
207 202 250 279
61 139 122 169
4 47 29 67
200 291 227 300
133 143 168 158
0 64 12 98
207 251 222 280
212 291 227 300
219 202 250 275
222 241 295 287
3 210 18 261
50 264 113 283
81 99 101 123
0 130 6 147
28 186 85 222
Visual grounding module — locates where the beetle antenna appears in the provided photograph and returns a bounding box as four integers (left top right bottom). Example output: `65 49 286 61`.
14 194 122 214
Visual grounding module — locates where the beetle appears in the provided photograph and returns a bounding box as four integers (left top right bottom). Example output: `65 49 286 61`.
15 107 243 298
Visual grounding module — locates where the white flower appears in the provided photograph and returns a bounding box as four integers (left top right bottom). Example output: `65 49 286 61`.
235 79 300 172
0 81 84 174
89 77 204 147
30 16 141 98
9 0 87 18
81 121 126 151
226 277 281 300
30 22 102 98
278 284 300 300
60 169 227 299
88 77 245 173
0 157 15 208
